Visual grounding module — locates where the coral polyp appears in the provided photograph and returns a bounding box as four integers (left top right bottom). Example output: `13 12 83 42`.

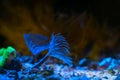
0 46 16 67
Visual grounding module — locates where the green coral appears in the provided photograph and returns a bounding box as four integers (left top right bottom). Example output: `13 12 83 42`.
0 46 16 67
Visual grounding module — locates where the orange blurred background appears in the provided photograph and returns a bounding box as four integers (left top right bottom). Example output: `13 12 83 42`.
0 0 120 61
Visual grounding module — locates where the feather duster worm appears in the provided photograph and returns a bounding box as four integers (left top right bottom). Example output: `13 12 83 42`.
24 33 72 68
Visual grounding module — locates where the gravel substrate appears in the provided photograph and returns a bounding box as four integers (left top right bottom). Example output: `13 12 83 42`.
0 56 120 80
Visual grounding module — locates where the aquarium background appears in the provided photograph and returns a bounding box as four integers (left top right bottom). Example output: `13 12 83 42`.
0 0 120 59
0 0 120 79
